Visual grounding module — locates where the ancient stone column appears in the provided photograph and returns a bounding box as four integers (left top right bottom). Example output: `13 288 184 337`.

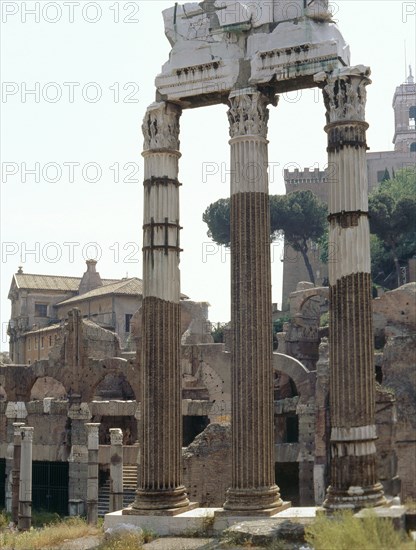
85 423 100 524
12 422 25 524
109 428 123 512
18 426 33 531
68 400 91 516
223 88 284 513
315 66 386 510
130 101 190 513
5 402 27 513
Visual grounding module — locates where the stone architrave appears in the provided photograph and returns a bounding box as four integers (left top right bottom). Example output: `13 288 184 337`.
18 426 33 531
315 65 386 510
128 101 193 514
222 88 285 514
109 428 123 512
85 423 100 524
11 422 25 524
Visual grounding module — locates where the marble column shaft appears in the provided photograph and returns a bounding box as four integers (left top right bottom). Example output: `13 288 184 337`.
18 426 33 531
132 101 190 512
223 88 282 512
12 422 25 524
85 423 100 524
315 66 386 510
109 428 123 512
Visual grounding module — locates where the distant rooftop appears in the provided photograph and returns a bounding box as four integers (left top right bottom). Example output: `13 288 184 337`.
10 272 118 293
57 278 144 306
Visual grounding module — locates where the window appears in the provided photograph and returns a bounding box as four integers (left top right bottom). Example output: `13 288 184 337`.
410 106 416 129
125 313 133 333
377 169 390 183
410 142 416 152
41 337 44 349
35 339 38 350
27 338 31 351
49 335 52 347
35 303 48 317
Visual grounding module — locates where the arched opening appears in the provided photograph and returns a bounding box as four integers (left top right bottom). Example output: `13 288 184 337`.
93 372 135 401
30 376 67 400
274 370 301 505
410 142 416 152
274 371 299 443
409 106 416 129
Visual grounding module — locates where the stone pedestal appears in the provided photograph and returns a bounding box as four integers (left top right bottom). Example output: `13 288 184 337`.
315 66 386 510
223 88 283 513
18 426 33 531
12 422 25 524
110 428 123 512
85 423 100 524
128 101 192 514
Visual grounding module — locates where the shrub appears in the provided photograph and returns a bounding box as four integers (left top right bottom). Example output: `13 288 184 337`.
305 510 413 550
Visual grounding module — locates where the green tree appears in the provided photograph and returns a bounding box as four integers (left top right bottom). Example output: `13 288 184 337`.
270 191 327 284
202 198 231 247
368 168 416 287
202 190 327 284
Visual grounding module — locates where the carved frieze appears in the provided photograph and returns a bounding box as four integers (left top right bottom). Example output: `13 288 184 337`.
142 102 181 151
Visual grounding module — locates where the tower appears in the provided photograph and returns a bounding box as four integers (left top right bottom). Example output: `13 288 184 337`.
392 66 416 153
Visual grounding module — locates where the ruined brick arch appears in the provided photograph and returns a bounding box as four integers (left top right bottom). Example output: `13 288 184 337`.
30 376 67 400
297 287 329 317
2 362 71 402
82 358 139 403
272 352 315 404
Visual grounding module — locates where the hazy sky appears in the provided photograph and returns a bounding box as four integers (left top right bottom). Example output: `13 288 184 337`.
1 1 415 349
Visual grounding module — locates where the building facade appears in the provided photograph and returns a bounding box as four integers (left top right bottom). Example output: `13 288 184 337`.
7 260 142 363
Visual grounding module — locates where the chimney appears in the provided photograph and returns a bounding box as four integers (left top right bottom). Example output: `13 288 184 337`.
78 259 103 295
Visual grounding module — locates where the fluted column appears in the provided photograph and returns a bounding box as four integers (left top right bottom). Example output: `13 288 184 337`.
315 66 386 510
109 428 123 512
223 88 283 513
130 101 190 513
18 426 33 531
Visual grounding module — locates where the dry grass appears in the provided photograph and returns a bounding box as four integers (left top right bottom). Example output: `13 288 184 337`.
0 516 101 550
305 510 414 550
96 531 144 550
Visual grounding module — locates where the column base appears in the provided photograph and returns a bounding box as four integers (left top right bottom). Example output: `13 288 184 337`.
126 486 194 515
323 482 387 511
222 485 286 515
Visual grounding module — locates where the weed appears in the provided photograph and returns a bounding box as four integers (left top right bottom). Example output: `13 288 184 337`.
305 510 413 550
0 510 11 529
0 516 100 549
97 530 144 550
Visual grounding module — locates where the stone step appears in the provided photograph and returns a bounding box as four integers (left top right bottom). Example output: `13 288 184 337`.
98 478 136 516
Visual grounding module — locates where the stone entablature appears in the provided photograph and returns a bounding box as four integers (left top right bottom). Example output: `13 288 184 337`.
155 1 350 106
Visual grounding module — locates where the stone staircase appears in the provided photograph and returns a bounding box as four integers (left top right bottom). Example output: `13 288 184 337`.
98 465 137 516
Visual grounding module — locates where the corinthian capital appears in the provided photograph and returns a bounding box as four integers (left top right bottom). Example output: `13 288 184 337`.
142 102 181 151
227 88 273 139
315 65 371 124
